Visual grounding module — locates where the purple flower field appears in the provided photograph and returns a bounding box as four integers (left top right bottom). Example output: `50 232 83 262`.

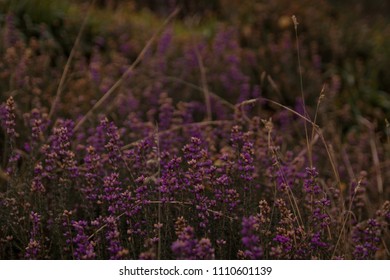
0 0 389 259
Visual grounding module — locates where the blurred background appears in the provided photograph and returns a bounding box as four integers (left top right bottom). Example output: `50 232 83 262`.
0 0 389 129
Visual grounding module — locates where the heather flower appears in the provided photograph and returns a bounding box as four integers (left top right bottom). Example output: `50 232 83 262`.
311 232 328 249
139 250 156 260
230 125 243 147
25 211 42 259
174 216 188 236
215 173 231 186
352 218 381 259
31 162 45 193
256 200 272 237
105 216 127 260
270 230 304 259
312 198 331 229
1 96 17 140
139 223 163 260
86 117 107 153
159 155 183 202
214 187 240 212
171 226 198 259
194 194 215 229
238 138 255 182
183 137 204 166
100 117 123 170
175 101 196 125
82 145 103 201
171 225 215 260
303 167 321 195
269 199 307 259
25 239 41 260
39 144 55 178
71 220 96 260
134 175 150 204
194 238 215 260
273 234 291 248
42 120 78 178
229 126 255 184
182 137 216 228
268 149 305 193
302 167 332 254
102 173 123 215
5 151 21 175
61 210 74 255
139 238 157 260
24 108 49 144
240 216 263 259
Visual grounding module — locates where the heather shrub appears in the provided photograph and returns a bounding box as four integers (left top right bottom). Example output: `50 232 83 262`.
0 1 389 259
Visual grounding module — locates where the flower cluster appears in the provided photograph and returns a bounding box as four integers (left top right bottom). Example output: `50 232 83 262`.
25 211 42 259
0 96 17 140
71 220 96 260
239 216 263 259
171 224 215 260
352 219 382 259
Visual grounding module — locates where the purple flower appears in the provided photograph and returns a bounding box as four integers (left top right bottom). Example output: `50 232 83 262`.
171 225 215 260
81 145 103 201
98 117 124 170
31 163 45 193
105 216 127 260
24 108 49 144
182 137 216 229
87 117 107 153
214 187 240 212
230 126 255 184
194 238 215 260
102 173 125 215
71 220 96 260
159 155 183 202
303 167 321 194
273 234 290 244
102 118 123 169
1 96 17 140
352 218 381 259
240 216 263 259
311 232 328 249
41 120 78 179
25 212 42 259
303 167 331 254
